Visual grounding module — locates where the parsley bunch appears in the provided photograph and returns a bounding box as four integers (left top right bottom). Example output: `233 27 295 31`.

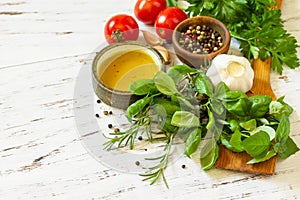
185 0 299 74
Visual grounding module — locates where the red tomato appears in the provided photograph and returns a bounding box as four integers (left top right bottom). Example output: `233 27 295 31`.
154 7 187 41
104 14 139 44
134 0 166 24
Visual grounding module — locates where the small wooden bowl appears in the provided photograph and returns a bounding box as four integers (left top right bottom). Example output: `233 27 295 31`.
92 41 164 110
172 16 231 69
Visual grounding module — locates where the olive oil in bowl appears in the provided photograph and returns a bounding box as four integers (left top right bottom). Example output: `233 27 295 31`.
99 50 159 91
92 41 164 109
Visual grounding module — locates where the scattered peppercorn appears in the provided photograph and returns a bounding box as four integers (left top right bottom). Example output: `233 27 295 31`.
114 127 120 132
95 113 100 118
135 161 140 166
138 136 143 141
109 111 113 115
96 99 101 104
181 164 186 169
108 124 113 128
178 24 223 54
103 110 109 115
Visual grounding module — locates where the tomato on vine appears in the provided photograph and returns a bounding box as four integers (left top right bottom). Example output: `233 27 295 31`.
104 14 139 44
134 0 167 24
154 7 187 41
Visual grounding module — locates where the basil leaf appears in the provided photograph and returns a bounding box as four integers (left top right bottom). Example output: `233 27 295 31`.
225 98 249 117
214 81 230 100
130 79 157 95
154 71 178 96
210 99 224 116
126 97 151 121
200 139 219 170
173 96 195 110
229 130 244 152
269 98 293 120
247 150 277 164
184 127 202 158
239 119 257 131
249 95 272 118
220 136 236 152
161 116 179 133
220 90 248 102
228 119 240 132
167 64 196 83
250 125 276 141
152 98 181 116
171 111 200 128
275 114 290 144
242 131 271 158
194 73 214 97
274 136 299 159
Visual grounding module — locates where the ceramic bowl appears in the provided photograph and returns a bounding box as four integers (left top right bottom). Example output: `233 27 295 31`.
92 41 164 110
172 16 231 70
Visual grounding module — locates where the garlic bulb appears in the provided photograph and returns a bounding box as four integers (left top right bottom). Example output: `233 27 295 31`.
206 54 254 93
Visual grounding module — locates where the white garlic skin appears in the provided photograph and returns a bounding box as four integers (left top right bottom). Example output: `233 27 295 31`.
206 54 254 93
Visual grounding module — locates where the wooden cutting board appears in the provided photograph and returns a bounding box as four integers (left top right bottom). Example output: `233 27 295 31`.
215 0 282 175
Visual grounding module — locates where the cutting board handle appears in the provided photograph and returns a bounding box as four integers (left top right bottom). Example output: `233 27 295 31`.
248 57 276 100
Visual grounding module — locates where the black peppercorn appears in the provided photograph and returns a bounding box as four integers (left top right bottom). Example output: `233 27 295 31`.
178 24 223 54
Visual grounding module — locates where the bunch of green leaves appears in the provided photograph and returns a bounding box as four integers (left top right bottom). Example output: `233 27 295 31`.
184 0 299 74
104 65 199 187
103 64 299 187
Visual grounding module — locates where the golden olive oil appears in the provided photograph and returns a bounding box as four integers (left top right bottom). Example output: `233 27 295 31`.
99 50 159 91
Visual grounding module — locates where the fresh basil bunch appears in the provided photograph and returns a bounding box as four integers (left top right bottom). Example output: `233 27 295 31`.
104 64 299 187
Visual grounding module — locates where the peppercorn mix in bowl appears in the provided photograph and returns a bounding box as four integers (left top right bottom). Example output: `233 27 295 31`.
172 16 231 69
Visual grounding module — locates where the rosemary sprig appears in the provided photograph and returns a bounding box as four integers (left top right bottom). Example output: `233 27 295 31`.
103 114 151 150
139 133 174 189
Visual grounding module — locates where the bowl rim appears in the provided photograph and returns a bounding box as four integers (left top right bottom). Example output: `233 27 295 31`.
91 41 165 95
172 15 231 59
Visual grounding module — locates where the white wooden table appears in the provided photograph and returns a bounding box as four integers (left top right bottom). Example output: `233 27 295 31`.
1 0 300 199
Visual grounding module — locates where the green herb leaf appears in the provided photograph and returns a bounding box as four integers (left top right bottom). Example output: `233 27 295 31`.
126 97 152 121
154 71 179 96
229 130 244 152
239 119 257 131
200 139 219 170
274 136 300 159
214 81 230 100
171 111 200 128
275 114 290 144
152 98 181 116
224 98 249 117
167 65 196 83
228 119 240 132
242 131 271 158
249 95 272 118
130 79 157 95
247 149 277 164
173 95 195 110
184 127 202 157
194 73 214 97
250 125 276 141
